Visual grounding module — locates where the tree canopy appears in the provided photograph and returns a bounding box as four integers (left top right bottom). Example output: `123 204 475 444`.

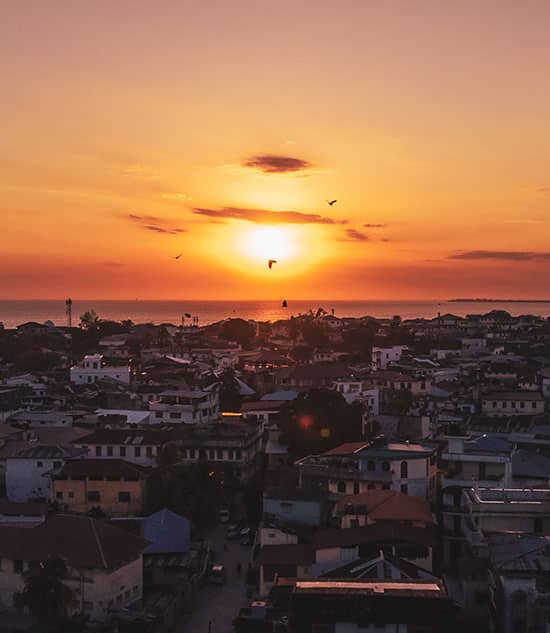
278 388 366 460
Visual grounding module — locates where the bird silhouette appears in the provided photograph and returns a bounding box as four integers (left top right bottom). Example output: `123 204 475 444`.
268 259 277 269
184 313 191 318
174 253 183 260
327 199 337 206
282 299 288 308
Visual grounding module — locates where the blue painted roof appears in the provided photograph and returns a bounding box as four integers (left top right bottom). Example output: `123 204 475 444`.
465 434 512 454
143 509 191 554
261 390 299 401
513 449 550 479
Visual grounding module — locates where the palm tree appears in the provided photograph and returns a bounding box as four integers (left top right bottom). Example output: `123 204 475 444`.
18 556 76 627
79 310 100 331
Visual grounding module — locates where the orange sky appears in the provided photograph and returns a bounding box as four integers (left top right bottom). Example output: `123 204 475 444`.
3 1 550 300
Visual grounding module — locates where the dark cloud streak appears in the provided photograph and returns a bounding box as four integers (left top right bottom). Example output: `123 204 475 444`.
126 213 185 235
242 154 313 173
192 206 346 225
341 229 369 242
449 250 550 261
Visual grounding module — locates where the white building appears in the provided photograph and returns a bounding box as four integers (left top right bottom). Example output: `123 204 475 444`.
296 440 437 500
0 514 145 622
149 385 220 424
70 354 131 385
333 380 380 415
74 429 174 467
371 345 408 370
5 445 85 502
481 391 545 417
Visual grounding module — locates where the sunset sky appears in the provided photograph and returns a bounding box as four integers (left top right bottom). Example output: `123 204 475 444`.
3 1 550 300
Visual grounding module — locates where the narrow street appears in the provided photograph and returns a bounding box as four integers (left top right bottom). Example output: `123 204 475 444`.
181 524 252 633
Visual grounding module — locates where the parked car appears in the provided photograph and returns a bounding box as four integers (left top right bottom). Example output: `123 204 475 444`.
239 527 253 545
208 564 226 584
227 524 240 540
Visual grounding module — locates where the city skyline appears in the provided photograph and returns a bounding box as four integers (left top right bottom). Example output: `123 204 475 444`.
3 1 550 299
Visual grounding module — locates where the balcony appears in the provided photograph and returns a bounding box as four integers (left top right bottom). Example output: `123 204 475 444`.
298 464 394 482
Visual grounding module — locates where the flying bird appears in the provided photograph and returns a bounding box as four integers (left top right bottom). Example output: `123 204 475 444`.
174 253 183 260
184 313 191 318
327 199 337 206
268 259 277 269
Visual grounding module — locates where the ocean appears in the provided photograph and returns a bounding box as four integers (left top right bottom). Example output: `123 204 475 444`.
1 299 550 329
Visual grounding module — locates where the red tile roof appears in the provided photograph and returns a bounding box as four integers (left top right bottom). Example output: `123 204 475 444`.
335 490 433 524
0 514 148 569
322 442 370 456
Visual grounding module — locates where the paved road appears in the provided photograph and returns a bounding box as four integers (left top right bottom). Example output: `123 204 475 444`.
182 524 252 633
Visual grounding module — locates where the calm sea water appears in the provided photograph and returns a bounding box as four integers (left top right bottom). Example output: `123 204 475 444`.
1 299 550 329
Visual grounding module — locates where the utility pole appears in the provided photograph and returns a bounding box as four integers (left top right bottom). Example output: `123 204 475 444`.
65 297 73 328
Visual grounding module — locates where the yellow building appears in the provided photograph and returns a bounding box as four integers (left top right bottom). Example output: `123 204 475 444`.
51 459 153 517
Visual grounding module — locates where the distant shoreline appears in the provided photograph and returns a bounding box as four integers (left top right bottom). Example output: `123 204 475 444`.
450 298 550 303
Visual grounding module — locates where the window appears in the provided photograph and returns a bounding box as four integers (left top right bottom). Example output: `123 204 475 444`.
353 482 360 495
95 446 102 457
400 461 408 478
337 481 346 493
382 461 390 472
170 412 180 419
400 484 408 494
120 446 126 457
217 449 223 460
87 491 100 502
155 411 162 418
520 401 525 409
534 518 543 534
13 560 23 573
134 447 141 457
107 446 113 457
189 449 196 459
382 483 390 490
492 401 497 408
36 461 43 468
56 491 64 499
532 402 538 409
68 491 74 498
209 449 215 459
53 461 61 469
235 450 242 461
118 491 131 503
367 460 375 471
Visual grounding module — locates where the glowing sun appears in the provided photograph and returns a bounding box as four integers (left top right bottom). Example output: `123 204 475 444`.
245 226 294 262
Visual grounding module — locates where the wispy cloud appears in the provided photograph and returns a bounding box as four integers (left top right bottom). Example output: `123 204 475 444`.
125 213 185 235
192 206 346 225
538 187 550 193
242 154 313 174
341 229 369 242
449 250 550 261
162 193 193 202
363 223 387 228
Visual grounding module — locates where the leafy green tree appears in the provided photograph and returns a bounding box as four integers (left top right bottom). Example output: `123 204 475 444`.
18 556 76 628
301 320 328 348
278 388 366 460
290 345 313 363
220 318 256 348
219 369 242 412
